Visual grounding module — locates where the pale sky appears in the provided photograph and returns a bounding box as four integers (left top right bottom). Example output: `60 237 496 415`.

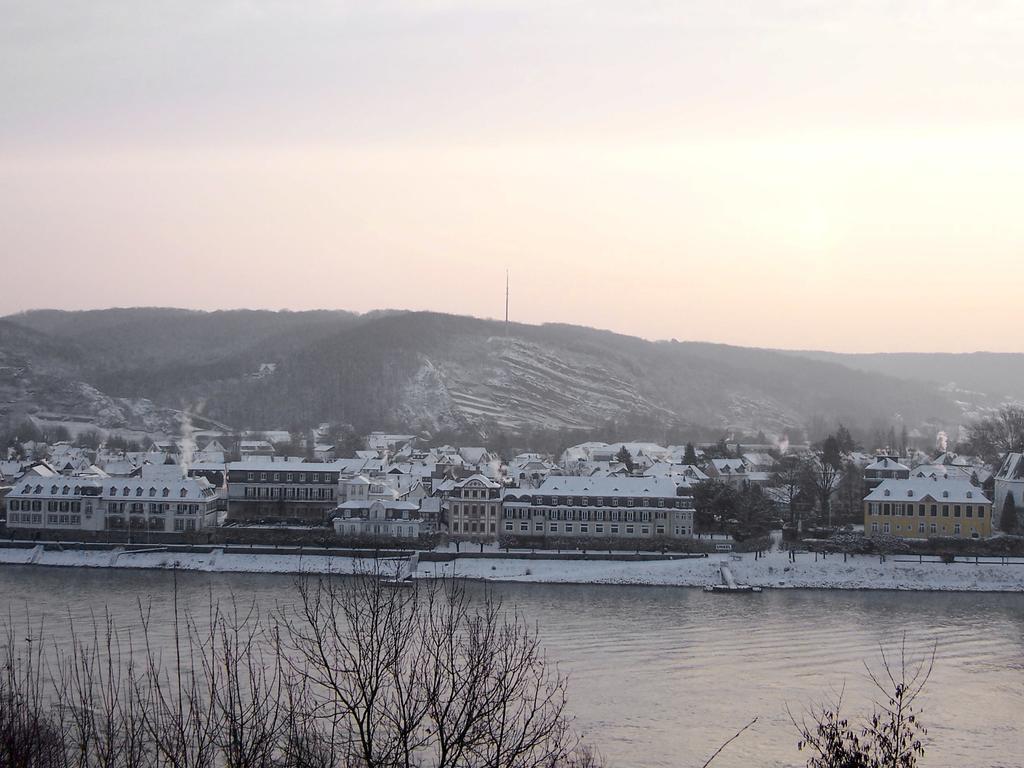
2 1 1023 352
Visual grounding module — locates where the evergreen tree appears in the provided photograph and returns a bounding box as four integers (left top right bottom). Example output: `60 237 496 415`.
1001 492 1019 534
683 442 698 465
615 446 635 473
834 423 857 454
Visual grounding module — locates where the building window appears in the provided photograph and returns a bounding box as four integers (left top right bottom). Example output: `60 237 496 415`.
954 523 961 535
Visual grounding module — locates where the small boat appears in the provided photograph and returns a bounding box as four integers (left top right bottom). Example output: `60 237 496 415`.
704 583 763 594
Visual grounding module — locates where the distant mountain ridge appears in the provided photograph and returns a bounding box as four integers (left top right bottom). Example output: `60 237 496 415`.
781 350 1024 401
1 307 1018 439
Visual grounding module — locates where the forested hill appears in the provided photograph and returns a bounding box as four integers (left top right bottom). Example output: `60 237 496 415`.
0 308 1014 439
784 350 1024 402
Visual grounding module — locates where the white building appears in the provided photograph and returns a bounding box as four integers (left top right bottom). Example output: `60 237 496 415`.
993 453 1024 530
332 499 422 538
5 476 222 533
502 476 695 539
447 474 503 539
705 458 770 488
5 477 104 531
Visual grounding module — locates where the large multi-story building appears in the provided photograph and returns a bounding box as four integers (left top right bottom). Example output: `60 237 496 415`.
863 478 992 539
447 474 502 539
4 477 222 533
501 476 695 540
226 461 340 522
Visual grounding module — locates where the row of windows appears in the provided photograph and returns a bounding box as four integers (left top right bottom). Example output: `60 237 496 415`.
19 485 194 499
868 503 985 519
20 484 94 496
515 496 691 509
337 524 418 537
871 521 980 538
242 487 335 500
335 510 418 521
453 488 499 500
502 521 690 536
106 502 202 515
451 521 497 534
8 500 89 513
242 472 335 483
9 513 46 525
450 504 499 517
879 488 976 500
504 507 689 522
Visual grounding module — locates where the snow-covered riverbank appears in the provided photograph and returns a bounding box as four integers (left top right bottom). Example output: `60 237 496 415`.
2 545 1024 592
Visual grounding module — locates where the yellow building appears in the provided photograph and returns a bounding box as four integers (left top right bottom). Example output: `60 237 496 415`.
863 478 992 539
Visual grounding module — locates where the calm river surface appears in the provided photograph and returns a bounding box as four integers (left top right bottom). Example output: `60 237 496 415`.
1 566 1022 768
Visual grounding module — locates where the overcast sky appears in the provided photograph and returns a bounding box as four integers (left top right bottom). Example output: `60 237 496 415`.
2 1 1022 352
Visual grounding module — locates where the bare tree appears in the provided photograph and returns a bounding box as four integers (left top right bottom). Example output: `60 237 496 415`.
773 455 808 525
967 405 1024 465
0 621 65 768
278 571 588 768
793 639 933 768
1 571 601 768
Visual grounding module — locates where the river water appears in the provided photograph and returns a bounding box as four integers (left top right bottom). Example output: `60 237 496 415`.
1 566 1021 768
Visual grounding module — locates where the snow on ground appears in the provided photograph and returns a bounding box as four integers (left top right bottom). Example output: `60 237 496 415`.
1 546 1024 592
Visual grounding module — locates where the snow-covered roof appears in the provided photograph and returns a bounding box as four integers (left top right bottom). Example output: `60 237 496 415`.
996 453 1024 482
453 474 501 489
527 475 681 497
864 478 990 505
227 460 340 472
458 447 491 464
865 457 910 472
101 477 218 500
431 479 457 494
189 461 227 472
11 476 217 500
0 461 25 479
643 462 708 481
710 458 747 473
9 478 103 497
